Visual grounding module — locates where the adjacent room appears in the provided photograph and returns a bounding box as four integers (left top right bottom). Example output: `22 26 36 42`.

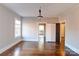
0 3 79 56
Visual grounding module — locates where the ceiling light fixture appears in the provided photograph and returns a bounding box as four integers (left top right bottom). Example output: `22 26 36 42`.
37 7 43 19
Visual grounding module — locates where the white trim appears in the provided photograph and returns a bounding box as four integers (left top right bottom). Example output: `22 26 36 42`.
23 39 55 42
0 39 22 54
66 43 79 54
23 39 38 42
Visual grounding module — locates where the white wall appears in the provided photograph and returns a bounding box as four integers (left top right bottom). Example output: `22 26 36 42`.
22 17 56 42
58 5 79 54
46 24 56 42
22 21 38 41
0 5 21 53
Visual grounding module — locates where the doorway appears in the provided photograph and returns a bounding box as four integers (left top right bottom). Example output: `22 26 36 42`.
56 23 65 45
38 23 46 44
38 23 46 50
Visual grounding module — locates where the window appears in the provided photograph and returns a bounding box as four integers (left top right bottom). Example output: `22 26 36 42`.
15 18 21 38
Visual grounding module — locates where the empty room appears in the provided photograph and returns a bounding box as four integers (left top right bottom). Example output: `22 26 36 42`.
0 3 79 56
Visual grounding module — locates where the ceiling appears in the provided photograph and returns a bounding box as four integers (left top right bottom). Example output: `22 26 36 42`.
2 3 77 17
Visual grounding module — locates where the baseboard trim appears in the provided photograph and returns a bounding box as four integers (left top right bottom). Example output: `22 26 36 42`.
46 41 55 43
0 39 22 54
66 44 79 54
23 40 38 42
23 40 55 42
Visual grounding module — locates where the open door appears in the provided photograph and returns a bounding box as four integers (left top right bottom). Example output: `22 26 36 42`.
56 23 60 44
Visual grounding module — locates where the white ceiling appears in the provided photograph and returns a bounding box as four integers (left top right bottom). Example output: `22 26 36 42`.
2 3 77 17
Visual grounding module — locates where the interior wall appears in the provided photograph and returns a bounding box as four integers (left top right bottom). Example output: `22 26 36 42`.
22 21 38 41
22 17 56 42
0 5 21 53
58 5 79 54
46 24 56 42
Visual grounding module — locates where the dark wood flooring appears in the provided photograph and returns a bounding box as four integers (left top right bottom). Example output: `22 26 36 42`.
0 41 79 56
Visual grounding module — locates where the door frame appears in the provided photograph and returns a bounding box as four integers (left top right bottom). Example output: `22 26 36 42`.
37 22 46 43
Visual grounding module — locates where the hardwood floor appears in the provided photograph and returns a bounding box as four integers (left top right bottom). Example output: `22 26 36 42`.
0 41 79 56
